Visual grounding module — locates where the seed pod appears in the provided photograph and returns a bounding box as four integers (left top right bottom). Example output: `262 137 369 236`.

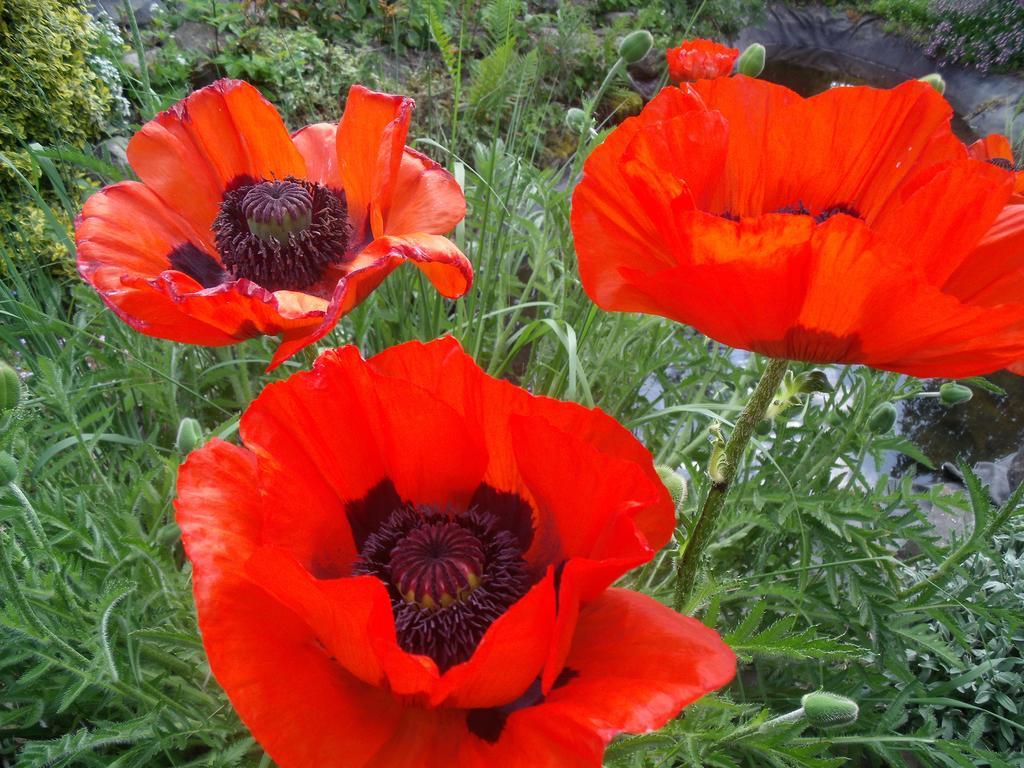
939 382 972 406
618 30 653 64
801 691 859 728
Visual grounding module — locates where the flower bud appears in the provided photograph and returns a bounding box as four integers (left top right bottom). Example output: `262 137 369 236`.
868 402 897 433
801 691 859 728
939 382 972 406
618 30 653 64
656 465 688 509
175 417 203 454
794 369 832 395
708 422 728 486
0 451 18 485
918 73 946 95
736 43 766 77
754 418 773 436
565 107 589 134
0 361 20 413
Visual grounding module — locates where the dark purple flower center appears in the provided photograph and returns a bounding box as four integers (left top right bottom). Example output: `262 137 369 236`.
212 177 351 292
390 521 485 609
353 505 531 672
720 201 861 224
988 157 1014 171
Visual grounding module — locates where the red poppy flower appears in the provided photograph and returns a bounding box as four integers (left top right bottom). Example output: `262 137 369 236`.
666 39 738 83
175 337 734 767
968 134 1024 198
571 75 1024 378
76 80 471 369
955 134 1024 373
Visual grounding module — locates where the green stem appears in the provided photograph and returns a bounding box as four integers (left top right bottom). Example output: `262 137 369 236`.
674 357 789 609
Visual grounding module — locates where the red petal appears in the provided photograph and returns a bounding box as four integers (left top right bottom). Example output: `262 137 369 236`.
175 440 407 768
872 159 1011 284
267 233 472 369
292 121 342 188
385 147 466 235
367 339 675 552
433 569 557 709
337 85 415 245
76 181 243 345
243 344 487 522
245 546 440 696
693 77 964 218
944 202 1024 302
457 706 605 768
127 79 306 233
572 87 709 309
510 414 665 574
546 589 735 740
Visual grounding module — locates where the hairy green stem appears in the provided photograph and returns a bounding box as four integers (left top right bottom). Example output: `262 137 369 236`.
674 357 789 609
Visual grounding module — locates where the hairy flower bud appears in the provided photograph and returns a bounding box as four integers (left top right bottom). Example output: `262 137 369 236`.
175 417 203 454
939 381 972 406
656 465 688 510
868 402 898 433
918 73 946 95
0 451 18 485
736 43 766 77
794 369 832 394
801 691 859 728
565 107 589 134
0 361 20 413
618 30 653 64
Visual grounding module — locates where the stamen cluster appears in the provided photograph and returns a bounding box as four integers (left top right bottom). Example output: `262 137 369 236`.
354 506 531 672
213 177 351 292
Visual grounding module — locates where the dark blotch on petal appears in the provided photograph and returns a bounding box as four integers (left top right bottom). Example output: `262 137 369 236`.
466 668 579 744
345 479 404 551
469 484 535 552
167 243 228 289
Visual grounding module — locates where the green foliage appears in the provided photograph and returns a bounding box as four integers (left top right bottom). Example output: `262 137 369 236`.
215 26 387 126
0 0 128 274
0 0 124 175
867 0 932 29
2 1 1023 766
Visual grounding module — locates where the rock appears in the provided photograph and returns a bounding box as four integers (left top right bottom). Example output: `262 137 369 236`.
99 136 130 170
121 47 158 74
599 11 634 26
626 47 663 100
173 20 218 56
90 0 157 26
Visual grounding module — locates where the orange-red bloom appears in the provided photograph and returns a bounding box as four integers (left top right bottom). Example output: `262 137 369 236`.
666 39 738 83
960 134 1024 374
175 337 734 768
571 75 1024 378
76 80 471 369
968 134 1024 198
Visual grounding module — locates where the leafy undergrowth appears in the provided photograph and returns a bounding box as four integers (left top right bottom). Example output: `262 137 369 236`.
2 2 1023 767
